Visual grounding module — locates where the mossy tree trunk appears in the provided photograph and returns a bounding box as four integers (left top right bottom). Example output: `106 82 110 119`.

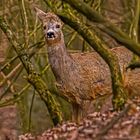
64 0 140 57
44 0 127 110
0 16 62 125
59 10 126 110
47 0 140 109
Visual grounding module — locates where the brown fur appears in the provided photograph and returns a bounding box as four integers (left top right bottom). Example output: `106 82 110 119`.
35 8 140 121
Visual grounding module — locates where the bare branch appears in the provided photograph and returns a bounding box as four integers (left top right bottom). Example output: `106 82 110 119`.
0 16 62 125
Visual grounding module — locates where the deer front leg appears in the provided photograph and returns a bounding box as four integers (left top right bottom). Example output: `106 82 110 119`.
72 103 83 123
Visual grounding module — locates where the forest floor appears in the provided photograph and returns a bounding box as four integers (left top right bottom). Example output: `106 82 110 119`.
19 96 140 140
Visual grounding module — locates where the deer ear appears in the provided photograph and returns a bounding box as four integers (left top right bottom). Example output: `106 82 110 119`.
34 7 47 21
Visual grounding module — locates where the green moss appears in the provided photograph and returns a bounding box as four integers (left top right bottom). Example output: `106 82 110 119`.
0 17 62 125
58 10 127 110
28 73 62 125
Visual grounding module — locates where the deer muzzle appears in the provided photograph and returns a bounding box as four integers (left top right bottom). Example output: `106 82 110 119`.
46 29 55 39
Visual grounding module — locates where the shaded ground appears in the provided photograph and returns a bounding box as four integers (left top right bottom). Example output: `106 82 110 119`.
19 96 140 140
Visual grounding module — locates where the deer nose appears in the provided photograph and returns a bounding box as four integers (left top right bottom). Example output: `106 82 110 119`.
47 32 55 38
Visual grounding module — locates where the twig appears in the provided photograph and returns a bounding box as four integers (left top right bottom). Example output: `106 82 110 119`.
19 0 29 47
0 17 62 125
0 55 18 71
0 66 23 100
28 89 36 131
64 0 140 57
0 71 15 93
126 62 140 70
128 0 140 66
96 105 131 139
0 84 30 107
0 63 21 87
66 31 77 47
44 0 127 110
0 40 44 72
0 63 50 107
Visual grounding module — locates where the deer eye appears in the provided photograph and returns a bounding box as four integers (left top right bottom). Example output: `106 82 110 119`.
43 25 46 29
56 24 60 28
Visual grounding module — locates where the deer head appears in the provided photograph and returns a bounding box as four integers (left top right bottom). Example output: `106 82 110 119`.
35 7 64 46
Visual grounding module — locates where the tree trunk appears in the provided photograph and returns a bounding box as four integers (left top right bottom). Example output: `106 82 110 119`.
0 16 62 125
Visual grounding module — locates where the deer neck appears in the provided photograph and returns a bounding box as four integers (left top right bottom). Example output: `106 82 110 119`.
47 37 73 81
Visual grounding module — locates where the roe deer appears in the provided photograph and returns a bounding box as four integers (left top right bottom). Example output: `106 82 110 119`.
35 8 140 121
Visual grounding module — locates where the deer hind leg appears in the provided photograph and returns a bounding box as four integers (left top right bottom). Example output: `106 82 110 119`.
72 103 83 123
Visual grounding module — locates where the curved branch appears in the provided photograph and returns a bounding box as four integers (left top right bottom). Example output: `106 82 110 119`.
96 104 130 139
64 0 140 57
0 16 62 125
58 10 126 109
43 0 127 109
